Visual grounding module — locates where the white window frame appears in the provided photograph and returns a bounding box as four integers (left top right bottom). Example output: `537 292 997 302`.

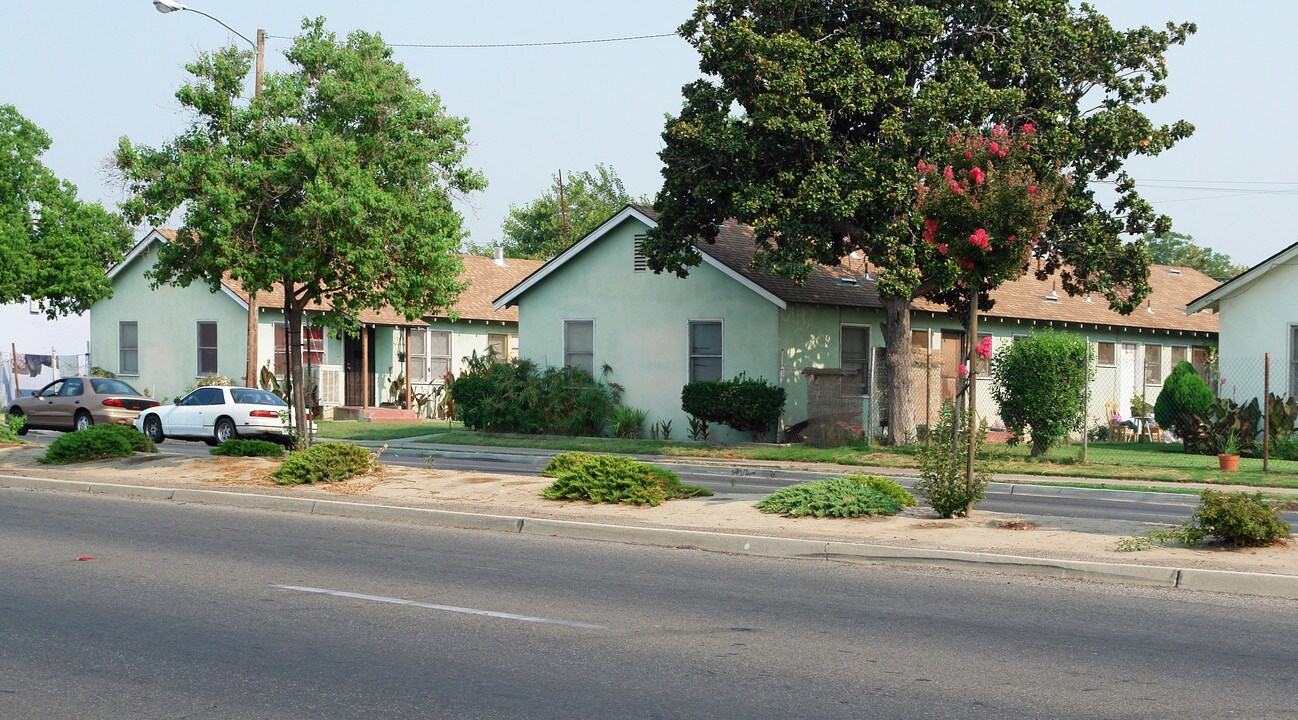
687 319 724 384
408 329 428 382
119 321 139 376
839 323 871 393
1169 345 1189 369
196 320 218 377
563 319 595 377
1096 341 1117 367
487 332 510 360
1143 343 1164 385
428 330 452 381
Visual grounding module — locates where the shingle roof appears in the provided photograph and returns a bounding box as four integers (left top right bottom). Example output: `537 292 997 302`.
631 206 1219 333
153 229 538 326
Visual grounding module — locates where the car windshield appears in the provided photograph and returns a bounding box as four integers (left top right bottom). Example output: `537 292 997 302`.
89 378 141 396
230 388 288 407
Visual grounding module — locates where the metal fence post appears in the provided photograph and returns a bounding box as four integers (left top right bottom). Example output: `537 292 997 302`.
1264 352 1270 473
1082 340 1089 463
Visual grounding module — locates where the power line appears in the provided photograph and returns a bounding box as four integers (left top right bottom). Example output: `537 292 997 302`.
266 32 677 48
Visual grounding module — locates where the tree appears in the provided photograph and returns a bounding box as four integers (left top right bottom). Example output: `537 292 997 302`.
643 0 1196 445
990 330 1089 456
115 18 486 443
496 164 644 259
1154 360 1214 448
0 105 132 317
1143 231 1247 281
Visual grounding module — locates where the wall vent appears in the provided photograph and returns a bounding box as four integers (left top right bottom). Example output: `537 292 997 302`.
633 235 648 272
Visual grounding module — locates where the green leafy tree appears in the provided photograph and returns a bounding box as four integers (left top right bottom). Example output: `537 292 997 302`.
1154 360 1214 447
644 0 1195 444
990 330 1090 456
494 164 645 259
0 105 132 317
115 18 486 442
1142 231 1247 281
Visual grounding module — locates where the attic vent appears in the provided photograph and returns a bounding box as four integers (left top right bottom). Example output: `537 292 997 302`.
1165 268 1182 275
1042 294 1060 302
836 276 859 286
633 235 649 272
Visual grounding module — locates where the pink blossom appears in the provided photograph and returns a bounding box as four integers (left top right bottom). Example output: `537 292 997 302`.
976 335 993 360
958 363 969 378
964 150 973 159
969 167 985 185
922 229 935 243
968 228 990 249
950 182 964 194
997 149 1006 157
1022 122 1036 134
988 142 1000 155
1008 234 1017 243
916 161 929 172
1028 185 1038 195
924 218 938 232
937 243 948 255
943 166 955 181
957 258 975 270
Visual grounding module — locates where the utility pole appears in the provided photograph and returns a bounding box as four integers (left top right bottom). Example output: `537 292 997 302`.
557 169 571 247
245 28 265 389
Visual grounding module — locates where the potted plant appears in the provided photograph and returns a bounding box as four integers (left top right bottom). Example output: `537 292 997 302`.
1218 428 1241 472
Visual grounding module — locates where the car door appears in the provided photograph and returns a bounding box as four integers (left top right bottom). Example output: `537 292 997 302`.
196 387 228 438
27 380 64 428
48 378 87 429
167 389 209 437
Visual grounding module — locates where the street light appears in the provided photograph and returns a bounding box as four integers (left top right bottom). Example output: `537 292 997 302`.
153 1 265 387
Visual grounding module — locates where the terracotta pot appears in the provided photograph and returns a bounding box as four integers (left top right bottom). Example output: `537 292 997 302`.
1218 453 1240 472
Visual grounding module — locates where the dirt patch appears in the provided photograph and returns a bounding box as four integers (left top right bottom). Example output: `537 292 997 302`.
996 519 1037 531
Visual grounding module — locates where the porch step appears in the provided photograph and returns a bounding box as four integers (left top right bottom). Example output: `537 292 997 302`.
362 406 422 423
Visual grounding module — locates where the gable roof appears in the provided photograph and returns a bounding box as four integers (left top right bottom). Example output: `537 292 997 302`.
1185 239 1298 314
495 206 1219 334
109 229 536 327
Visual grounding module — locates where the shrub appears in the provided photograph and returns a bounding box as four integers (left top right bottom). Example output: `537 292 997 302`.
542 453 711 505
990 330 1089 456
1271 433 1298 462
210 438 286 458
681 372 786 441
1 413 25 443
1154 361 1214 448
859 475 918 508
39 425 157 464
914 406 989 518
271 442 375 485
756 477 904 518
448 355 616 436
610 406 649 439
196 374 238 387
1191 490 1291 547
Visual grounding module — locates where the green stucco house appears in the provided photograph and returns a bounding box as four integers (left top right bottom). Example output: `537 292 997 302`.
495 205 1220 441
90 229 541 418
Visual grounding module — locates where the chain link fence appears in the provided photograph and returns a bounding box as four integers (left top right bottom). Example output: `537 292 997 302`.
1 350 92 406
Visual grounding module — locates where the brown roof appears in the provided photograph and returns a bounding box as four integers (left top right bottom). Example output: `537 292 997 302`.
631 206 1219 334
153 230 539 326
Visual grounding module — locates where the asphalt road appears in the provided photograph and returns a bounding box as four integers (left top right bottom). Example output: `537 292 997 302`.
3 489 1296 719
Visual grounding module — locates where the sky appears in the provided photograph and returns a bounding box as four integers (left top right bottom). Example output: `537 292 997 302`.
1 1 1293 267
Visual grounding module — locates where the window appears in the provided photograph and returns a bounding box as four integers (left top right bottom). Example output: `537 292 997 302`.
119 321 139 375
689 321 723 383
59 378 84 397
1170 346 1188 368
274 323 325 375
564 320 594 377
428 331 451 381
841 325 870 393
633 235 649 272
1096 341 1116 367
408 330 427 381
1191 346 1210 381
1143 344 1163 385
487 333 509 360
196 321 218 376
974 332 993 377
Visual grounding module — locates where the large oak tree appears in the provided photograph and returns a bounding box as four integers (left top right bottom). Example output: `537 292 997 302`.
643 0 1195 443
115 18 486 440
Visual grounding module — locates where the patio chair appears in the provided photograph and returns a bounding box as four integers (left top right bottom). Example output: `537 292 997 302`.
1105 402 1133 442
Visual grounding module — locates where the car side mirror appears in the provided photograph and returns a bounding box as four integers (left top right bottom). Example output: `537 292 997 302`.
173 397 181 405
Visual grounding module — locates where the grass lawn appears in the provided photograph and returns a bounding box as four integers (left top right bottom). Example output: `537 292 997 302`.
424 432 1298 490
316 420 462 442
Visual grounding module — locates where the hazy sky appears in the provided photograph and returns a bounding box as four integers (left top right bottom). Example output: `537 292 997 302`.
2 1 1292 266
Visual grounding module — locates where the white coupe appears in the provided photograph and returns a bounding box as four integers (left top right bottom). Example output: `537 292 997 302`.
135 386 301 445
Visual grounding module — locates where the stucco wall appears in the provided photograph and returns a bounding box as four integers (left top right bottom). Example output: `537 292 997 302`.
778 303 885 428
1216 261 1298 403
89 243 247 402
517 218 780 441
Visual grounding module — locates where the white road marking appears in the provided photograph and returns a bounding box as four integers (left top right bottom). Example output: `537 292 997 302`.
272 584 607 630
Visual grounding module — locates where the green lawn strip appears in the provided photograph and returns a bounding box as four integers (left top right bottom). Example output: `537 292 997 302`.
315 420 462 442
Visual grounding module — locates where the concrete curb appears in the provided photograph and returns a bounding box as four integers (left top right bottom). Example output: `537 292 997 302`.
4 473 1296 600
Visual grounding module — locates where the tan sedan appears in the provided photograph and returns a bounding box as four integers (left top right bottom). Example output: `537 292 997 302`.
6 377 159 434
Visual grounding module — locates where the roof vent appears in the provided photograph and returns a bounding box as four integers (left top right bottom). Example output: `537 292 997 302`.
1146 300 1154 314
493 246 506 267
1084 295 1093 303
836 276 859 286
1166 268 1182 275
633 235 649 272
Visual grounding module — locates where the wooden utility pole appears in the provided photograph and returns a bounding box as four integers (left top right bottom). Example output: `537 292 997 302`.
965 300 979 516
404 327 413 412
245 28 267 388
10 343 19 395
557 169 572 247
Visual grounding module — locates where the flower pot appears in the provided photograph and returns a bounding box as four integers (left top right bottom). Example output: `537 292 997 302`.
1218 453 1240 472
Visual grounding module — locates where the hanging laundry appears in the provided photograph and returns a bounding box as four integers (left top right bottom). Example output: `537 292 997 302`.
57 355 81 377
23 354 52 377
12 354 27 376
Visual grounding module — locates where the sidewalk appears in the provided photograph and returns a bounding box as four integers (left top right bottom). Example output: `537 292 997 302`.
3 442 1296 601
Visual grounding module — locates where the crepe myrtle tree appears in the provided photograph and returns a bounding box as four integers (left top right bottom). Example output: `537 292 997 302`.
115 18 486 445
642 0 1195 445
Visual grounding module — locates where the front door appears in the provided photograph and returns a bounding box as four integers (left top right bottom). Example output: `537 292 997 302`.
939 330 965 404
344 327 377 406
1117 342 1138 419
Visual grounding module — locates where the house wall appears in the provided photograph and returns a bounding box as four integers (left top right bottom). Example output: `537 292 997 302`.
89 243 247 402
0 301 90 402
517 218 780 441
1216 261 1298 403
778 303 886 428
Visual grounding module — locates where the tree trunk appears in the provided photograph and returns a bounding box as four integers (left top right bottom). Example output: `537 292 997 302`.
965 299 979 516
284 284 309 451
881 295 917 445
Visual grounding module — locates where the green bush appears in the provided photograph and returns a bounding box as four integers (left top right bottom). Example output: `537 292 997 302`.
1 413 25 443
448 355 616 436
1271 433 1298 462
271 442 375 485
858 475 918 508
610 406 649 439
39 425 157 464
1191 490 1291 547
914 406 989 518
542 453 712 505
990 330 1089 456
1154 361 1213 448
210 438 286 458
681 372 786 441
756 477 904 518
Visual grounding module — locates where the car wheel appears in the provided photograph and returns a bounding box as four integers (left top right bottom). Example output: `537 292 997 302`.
74 410 94 432
214 417 237 445
143 415 165 444
7 409 27 436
